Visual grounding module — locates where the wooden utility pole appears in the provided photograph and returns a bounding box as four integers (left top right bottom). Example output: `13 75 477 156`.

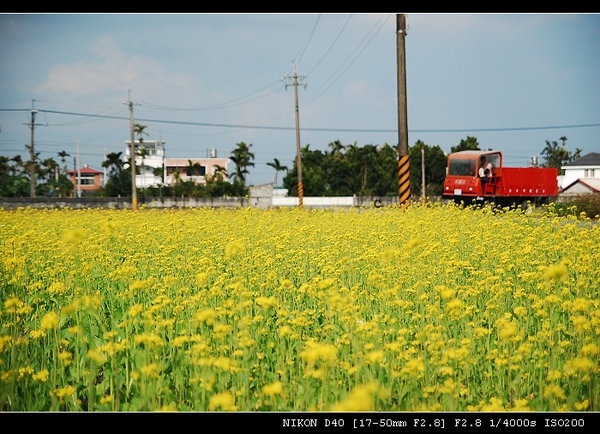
397 14 410 207
283 66 307 208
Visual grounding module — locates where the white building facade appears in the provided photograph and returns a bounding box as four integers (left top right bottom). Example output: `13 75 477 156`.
559 152 600 190
124 140 230 188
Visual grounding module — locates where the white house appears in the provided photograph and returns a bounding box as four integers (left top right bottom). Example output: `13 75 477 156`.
124 140 230 188
164 156 230 186
124 139 166 188
560 178 600 197
559 152 600 191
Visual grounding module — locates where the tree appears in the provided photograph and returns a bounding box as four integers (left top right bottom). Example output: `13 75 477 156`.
267 158 288 187
58 151 70 174
229 142 255 187
185 160 204 177
102 152 124 177
451 136 480 153
137 147 149 188
283 144 327 196
541 136 582 172
212 164 227 181
0 155 29 197
133 123 148 143
409 141 448 197
102 152 130 197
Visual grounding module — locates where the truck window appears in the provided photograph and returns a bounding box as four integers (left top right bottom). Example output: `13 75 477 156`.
448 159 475 176
486 154 501 172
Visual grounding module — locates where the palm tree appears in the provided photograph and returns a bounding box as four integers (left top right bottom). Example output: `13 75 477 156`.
267 158 288 187
58 151 70 174
212 164 227 181
137 147 149 188
186 160 203 178
153 166 164 198
229 142 255 186
102 152 124 176
328 140 346 157
133 123 148 143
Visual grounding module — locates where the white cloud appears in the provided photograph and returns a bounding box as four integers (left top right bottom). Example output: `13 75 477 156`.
35 36 190 97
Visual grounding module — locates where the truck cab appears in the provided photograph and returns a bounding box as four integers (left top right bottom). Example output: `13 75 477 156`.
443 150 502 201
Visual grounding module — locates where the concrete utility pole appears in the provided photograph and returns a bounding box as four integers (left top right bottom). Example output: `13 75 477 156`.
124 90 140 210
282 66 307 208
25 100 41 198
76 140 82 198
397 14 411 208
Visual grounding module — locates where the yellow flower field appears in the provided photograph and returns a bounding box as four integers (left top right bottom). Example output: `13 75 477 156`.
0 203 598 411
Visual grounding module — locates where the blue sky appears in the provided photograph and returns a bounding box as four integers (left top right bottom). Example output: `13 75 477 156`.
1 13 599 186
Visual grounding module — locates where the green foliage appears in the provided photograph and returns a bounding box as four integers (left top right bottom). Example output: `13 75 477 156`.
409 141 447 197
541 137 582 171
229 142 255 186
102 169 132 197
545 195 600 220
0 175 29 197
283 142 401 197
450 136 480 153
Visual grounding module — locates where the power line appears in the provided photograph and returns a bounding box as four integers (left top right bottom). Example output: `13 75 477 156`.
6 108 598 134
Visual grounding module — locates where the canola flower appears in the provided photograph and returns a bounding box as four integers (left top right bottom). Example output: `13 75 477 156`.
0 204 599 411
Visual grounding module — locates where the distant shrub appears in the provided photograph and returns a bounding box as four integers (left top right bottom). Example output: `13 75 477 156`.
547 194 600 220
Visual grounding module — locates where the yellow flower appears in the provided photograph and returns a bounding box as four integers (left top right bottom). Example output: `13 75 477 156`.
262 381 284 398
87 349 107 365
100 395 114 404
47 281 68 295
563 357 594 376
141 363 161 379
53 385 77 402
41 312 60 331
300 341 338 366
580 343 599 357
256 296 277 308
481 397 505 411
32 369 49 382
513 306 528 317
4 297 24 312
330 382 380 411
543 385 566 401
134 333 163 347
225 241 244 259
365 350 385 365
195 308 218 325
58 351 73 366
543 262 568 283
128 304 144 318
208 391 237 411
498 322 518 341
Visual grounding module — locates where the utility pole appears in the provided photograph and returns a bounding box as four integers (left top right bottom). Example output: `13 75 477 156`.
76 140 82 198
123 90 140 210
397 14 410 208
282 66 307 208
25 100 41 198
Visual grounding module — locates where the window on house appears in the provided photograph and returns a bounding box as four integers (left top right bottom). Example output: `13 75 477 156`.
77 175 95 185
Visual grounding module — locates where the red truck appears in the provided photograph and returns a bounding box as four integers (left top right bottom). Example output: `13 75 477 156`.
442 150 558 207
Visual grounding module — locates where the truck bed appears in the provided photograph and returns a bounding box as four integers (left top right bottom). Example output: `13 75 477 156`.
496 167 558 197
